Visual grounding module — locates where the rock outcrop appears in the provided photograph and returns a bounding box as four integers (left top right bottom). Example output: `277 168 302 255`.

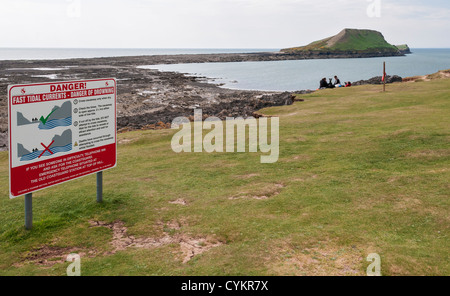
395 44 412 54
117 92 296 130
352 75 403 86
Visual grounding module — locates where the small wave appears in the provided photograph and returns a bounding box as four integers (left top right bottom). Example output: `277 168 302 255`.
20 143 72 161
38 117 72 130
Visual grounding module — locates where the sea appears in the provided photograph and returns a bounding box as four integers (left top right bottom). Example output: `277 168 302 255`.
1 48 450 92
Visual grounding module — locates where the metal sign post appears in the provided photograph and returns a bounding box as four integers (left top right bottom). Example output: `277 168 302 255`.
23 171 103 230
25 193 32 230
97 171 103 203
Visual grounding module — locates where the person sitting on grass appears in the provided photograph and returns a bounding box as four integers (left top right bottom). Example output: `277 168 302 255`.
319 78 328 89
345 81 352 87
334 75 342 87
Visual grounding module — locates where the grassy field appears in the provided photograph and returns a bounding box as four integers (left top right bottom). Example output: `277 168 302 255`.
0 77 449 276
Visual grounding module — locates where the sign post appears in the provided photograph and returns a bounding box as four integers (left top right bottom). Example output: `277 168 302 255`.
97 171 103 203
25 193 32 230
8 79 117 229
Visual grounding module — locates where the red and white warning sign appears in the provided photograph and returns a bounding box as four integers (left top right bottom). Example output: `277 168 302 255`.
8 79 117 198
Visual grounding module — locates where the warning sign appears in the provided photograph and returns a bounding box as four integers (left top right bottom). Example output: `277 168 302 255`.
8 79 117 198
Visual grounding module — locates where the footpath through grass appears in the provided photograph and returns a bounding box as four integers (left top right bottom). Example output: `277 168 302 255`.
0 78 449 275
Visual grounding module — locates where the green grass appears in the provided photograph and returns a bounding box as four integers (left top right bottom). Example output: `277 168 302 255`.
0 78 449 276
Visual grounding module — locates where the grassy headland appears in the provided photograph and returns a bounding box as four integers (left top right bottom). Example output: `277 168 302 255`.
0 74 448 276
282 29 401 55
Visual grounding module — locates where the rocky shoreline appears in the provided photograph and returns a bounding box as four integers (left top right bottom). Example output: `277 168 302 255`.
0 53 406 151
0 54 305 151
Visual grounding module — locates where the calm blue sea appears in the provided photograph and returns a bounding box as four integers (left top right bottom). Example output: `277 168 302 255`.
1 48 449 91
141 49 450 91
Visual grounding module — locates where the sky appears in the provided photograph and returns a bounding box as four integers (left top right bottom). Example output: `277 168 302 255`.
0 0 449 48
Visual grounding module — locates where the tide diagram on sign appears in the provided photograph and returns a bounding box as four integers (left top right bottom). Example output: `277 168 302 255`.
17 101 72 130
17 129 73 161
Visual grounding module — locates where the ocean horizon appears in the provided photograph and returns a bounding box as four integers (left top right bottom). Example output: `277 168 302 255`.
1 47 449 61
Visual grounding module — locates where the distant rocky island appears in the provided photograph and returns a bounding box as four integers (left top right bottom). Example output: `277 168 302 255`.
281 28 410 58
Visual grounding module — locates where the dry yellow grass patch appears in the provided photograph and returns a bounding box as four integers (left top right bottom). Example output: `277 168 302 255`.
290 174 318 183
393 195 423 210
234 173 260 180
284 136 307 143
406 149 450 159
318 132 355 143
118 138 137 145
269 240 366 276
229 183 285 200
427 168 449 174
280 154 312 163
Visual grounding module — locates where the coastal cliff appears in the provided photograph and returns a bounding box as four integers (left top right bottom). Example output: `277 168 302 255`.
395 44 412 54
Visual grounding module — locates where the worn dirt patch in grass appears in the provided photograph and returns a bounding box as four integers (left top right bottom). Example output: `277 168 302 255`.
17 220 222 267
427 168 449 174
285 136 308 143
409 135 430 141
380 129 413 139
169 199 188 206
393 195 423 210
387 176 401 184
234 173 260 179
118 138 138 145
202 161 237 170
17 246 97 267
179 237 223 264
291 174 318 183
281 154 312 163
318 132 355 143
386 255 441 276
89 220 222 264
229 183 286 200
270 240 365 276
405 149 450 159
156 219 186 231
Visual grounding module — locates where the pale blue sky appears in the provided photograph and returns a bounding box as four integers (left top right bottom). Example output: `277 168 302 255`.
0 0 449 48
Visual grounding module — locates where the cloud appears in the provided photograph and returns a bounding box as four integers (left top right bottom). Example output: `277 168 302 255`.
0 0 448 48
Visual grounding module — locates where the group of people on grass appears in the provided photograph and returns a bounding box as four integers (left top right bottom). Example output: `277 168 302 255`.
319 76 352 89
